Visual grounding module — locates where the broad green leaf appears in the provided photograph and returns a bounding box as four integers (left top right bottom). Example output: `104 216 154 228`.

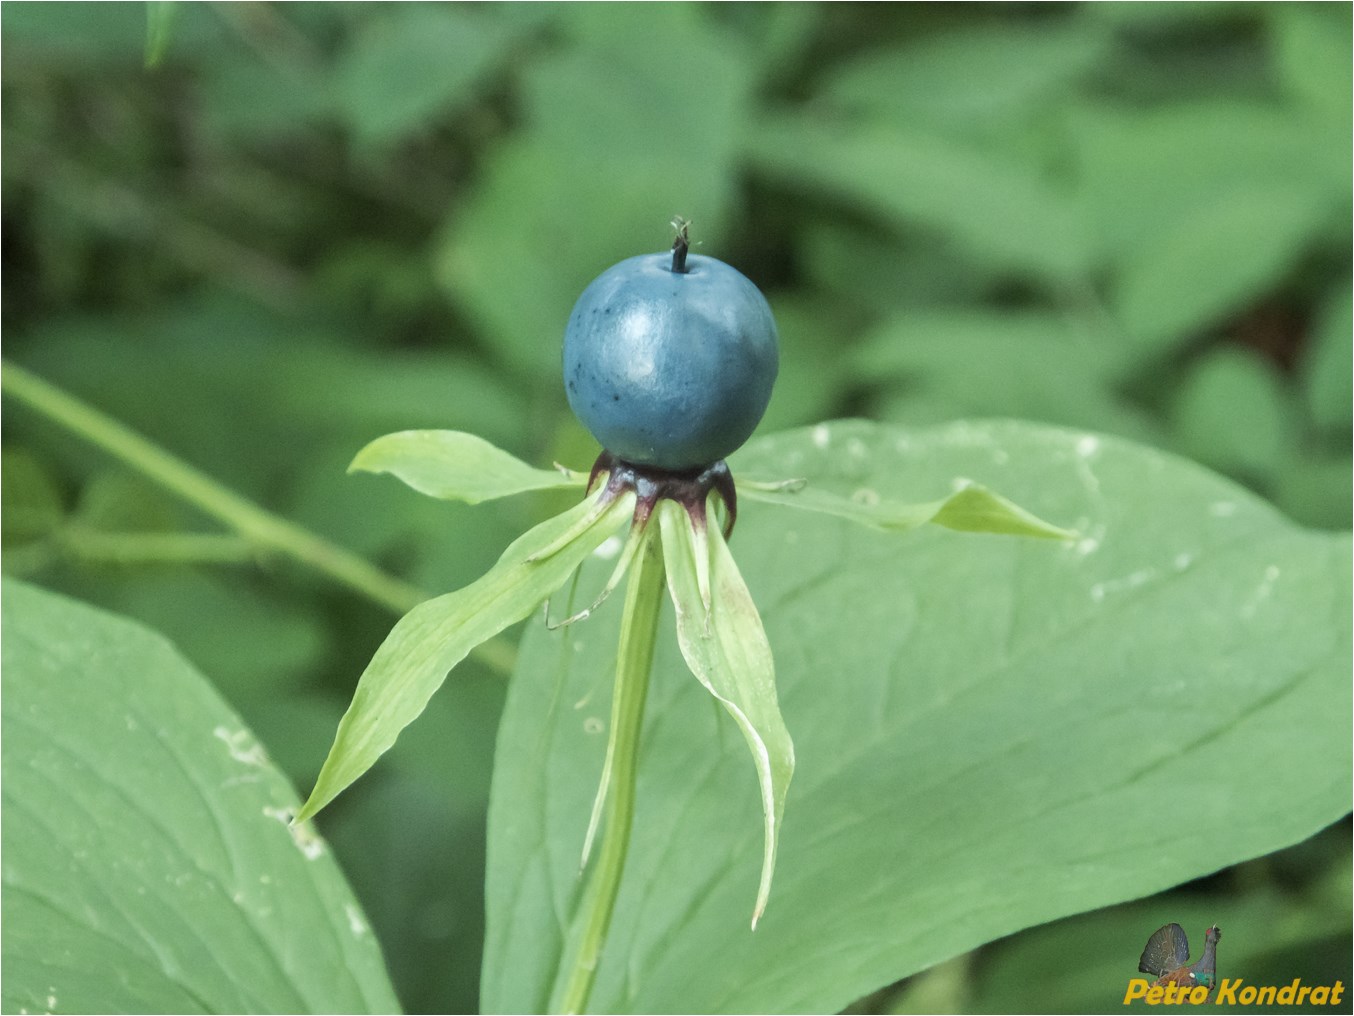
1170 347 1296 486
0 1 146 62
291 441 531 599
1 448 65 546
964 855 1351 1015
299 490 635 822
849 309 1154 439
1069 93 1346 367
757 295 855 435
72 469 180 533
1275 450 1353 533
335 6 522 149
318 670 508 1016
1111 181 1331 356
482 419 1350 1014
436 8 751 374
1267 2 1352 124
1302 284 1353 437
109 571 328 702
10 294 527 502
852 309 1119 382
658 501 793 929
0 580 398 1014
797 218 991 314
724 3 821 88
197 45 334 140
350 430 584 505
820 19 1110 135
746 117 1092 286
1070 99 1344 264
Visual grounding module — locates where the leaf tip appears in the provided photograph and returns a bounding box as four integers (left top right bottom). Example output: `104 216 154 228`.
292 800 318 826
346 444 379 476
294 780 336 825
750 906 763 932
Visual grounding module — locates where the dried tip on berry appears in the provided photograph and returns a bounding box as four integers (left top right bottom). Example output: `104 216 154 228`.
671 216 691 274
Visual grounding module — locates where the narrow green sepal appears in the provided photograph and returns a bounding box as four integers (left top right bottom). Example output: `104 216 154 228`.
657 501 794 929
297 490 634 822
349 430 585 505
742 477 1076 540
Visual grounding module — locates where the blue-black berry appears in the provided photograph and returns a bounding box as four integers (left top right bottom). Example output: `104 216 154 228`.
563 231 778 471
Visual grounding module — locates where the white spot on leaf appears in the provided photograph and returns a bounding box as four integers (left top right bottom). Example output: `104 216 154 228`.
583 716 605 735
1073 436 1102 496
812 424 831 449
214 726 267 767
1241 565 1280 618
265 806 326 860
1210 501 1237 517
1067 519 1104 557
1090 568 1156 603
345 903 369 937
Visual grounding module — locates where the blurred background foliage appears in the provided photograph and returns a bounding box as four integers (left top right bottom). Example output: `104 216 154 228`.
1 3 1348 1013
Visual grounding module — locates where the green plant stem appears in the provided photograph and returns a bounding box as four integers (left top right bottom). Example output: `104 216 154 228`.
553 526 665 1015
0 359 517 675
62 528 259 565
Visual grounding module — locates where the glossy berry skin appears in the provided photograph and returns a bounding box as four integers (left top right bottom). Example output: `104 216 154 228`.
563 252 778 471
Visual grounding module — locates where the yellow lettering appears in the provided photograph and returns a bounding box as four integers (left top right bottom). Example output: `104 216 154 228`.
1277 979 1300 1004
1255 985 1277 1005
1332 982 1345 1006
1123 979 1150 1003
1146 985 1165 1004
1239 985 1257 1004
1213 978 1239 1005
1187 985 1208 1005
1296 985 1312 1005
1310 986 1329 1005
